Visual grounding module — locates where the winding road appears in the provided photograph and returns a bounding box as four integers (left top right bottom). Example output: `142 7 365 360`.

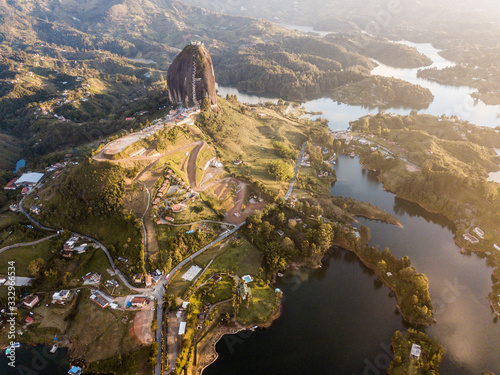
17 191 244 375
0 234 58 254
18 195 150 292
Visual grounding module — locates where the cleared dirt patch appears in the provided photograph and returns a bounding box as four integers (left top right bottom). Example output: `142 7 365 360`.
405 164 421 172
133 308 154 345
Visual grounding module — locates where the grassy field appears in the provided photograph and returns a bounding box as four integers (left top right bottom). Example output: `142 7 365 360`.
0 212 52 248
0 240 55 276
65 289 140 362
237 285 277 325
1 288 143 365
204 237 263 277
195 278 234 305
85 345 154 375
164 236 262 299
165 261 201 298
199 99 310 195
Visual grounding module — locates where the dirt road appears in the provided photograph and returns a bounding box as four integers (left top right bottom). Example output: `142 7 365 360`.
187 141 205 188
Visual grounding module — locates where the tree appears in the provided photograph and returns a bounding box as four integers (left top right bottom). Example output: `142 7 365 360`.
261 221 275 239
247 210 263 226
360 225 371 244
28 258 45 276
316 223 333 251
266 160 294 182
263 242 287 272
281 237 295 254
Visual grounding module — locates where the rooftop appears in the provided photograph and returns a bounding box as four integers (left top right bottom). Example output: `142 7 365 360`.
16 172 44 185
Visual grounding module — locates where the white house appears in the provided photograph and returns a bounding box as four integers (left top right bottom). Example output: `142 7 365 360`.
410 343 422 359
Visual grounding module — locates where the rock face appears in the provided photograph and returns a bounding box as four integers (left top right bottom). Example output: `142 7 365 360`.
167 43 217 108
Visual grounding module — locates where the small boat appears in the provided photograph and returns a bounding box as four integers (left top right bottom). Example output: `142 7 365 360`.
349 153 355 158
50 344 58 353
277 272 284 277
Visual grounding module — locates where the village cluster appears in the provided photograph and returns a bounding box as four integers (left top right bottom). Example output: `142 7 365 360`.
463 226 500 255
153 168 199 223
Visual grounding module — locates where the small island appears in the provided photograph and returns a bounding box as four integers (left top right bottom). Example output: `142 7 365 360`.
388 329 444 375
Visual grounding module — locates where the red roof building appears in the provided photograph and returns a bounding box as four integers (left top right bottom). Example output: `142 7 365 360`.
170 203 187 213
4 178 18 190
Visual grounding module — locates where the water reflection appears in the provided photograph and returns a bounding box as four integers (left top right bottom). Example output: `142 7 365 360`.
217 40 500 129
393 196 456 231
331 156 500 374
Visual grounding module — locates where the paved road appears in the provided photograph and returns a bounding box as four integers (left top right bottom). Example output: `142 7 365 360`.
18 195 150 293
155 223 244 374
18 185 244 375
285 141 307 200
0 234 58 253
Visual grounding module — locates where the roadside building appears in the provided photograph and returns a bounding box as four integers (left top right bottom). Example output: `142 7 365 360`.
130 296 148 308
132 273 144 284
178 321 187 335
145 274 152 287
82 272 102 285
30 206 41 215
170 203 187 213
4 178 18 190
90 290 112 309
16 172 44 186
52 290 71 304
72 244 87 254
22 294 40 309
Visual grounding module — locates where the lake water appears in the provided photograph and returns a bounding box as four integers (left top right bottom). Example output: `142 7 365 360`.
0 345 70 375
4 38 500 375
206 156 500 375
218 41 500 130
209 40 500 374
14 159 25 173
